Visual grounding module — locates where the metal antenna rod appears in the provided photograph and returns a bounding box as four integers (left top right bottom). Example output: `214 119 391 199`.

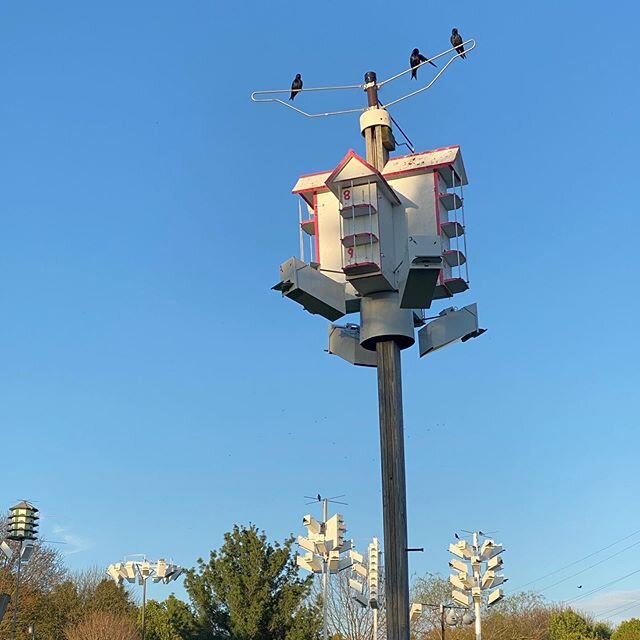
363 71 410 640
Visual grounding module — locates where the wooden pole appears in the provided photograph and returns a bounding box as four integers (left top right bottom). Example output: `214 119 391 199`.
363 71 409 640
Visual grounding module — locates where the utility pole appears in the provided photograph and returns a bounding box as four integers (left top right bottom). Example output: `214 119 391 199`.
362 70 409 640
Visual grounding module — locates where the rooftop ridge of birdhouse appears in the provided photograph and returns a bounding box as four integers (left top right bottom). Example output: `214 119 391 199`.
325 150 401 205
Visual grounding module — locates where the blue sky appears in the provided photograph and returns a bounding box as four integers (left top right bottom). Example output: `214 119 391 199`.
1 0 639 623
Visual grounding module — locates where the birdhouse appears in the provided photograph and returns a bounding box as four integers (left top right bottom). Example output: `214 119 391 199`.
324 150 401 295
382 145 469 301
281 144 469 320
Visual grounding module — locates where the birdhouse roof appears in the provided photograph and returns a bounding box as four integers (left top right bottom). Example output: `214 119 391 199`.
325 150 401 205
291 146 467 206
383 145 468 187
10 501 38 513
292 170 332 206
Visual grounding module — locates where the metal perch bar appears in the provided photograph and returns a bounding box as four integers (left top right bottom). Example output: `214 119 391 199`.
251 82 366 118
377 39 476 87
380 41 477 109
250 38 476 118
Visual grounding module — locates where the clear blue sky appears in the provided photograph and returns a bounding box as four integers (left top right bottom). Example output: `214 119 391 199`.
1 0 639 622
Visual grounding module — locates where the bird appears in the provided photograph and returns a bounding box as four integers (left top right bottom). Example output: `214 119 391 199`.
577 585 583 589
290 74 303 100
410 48 437 79
454 533 460 539
451 28 466 59
317 494 321 502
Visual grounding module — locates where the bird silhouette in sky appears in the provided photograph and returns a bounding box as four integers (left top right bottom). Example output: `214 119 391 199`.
410 48 437 79
290 74 303 100
451 29 466 58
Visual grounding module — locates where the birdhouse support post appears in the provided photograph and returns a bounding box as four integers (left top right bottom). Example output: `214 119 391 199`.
361 71 410 640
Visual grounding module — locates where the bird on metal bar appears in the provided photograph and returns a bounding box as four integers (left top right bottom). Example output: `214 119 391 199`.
410 48 437 79
451 29 466 59
290 74 303 100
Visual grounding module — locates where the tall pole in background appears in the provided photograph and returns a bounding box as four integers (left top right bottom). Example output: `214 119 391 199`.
449 531 507 640
472 532 482 640
6 501 39 640
363 71 410 640
11 540 23 640
321 497 329 640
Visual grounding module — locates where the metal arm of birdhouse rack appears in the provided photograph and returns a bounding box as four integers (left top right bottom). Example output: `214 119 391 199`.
250 82 366 118
379 39 477 109
250 38 476 118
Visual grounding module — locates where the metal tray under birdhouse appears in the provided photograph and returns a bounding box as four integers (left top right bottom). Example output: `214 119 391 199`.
440 221 465 238
443 250 467 267
340 202 378 217
433 277 469 299
439 193 463 211
341 232 379 247
300 218 316 235
343 261 380 276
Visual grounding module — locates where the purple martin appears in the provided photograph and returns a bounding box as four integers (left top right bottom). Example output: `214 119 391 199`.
290 74 303 100
451 29 466 59
410 48 437 79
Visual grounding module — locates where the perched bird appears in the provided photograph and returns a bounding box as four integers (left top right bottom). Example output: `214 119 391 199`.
410 48 437 79
317 494 321 502
290 74 303 100
451 28 466 59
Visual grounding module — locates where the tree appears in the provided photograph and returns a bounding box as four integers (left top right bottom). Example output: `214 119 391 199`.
64 611 139 640
484 591 551 640
549 609 593 640
185 524 321 640
410 574 454 638
612 619 640 640
315 569 382 640
0 517 68 640
593 622 612 640
22 568 137 640
145 595 203 640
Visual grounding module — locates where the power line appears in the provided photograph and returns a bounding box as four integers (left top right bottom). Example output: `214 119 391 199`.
535 539 640 593
512 528 640 591
566 569 640 604
597 599 640 619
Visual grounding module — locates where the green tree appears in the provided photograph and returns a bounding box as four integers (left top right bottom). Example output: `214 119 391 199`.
593 622 612 640
85 579 136 617
549 609 592 640
185 524 321 640
612 619 640 640
145 595 203 640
